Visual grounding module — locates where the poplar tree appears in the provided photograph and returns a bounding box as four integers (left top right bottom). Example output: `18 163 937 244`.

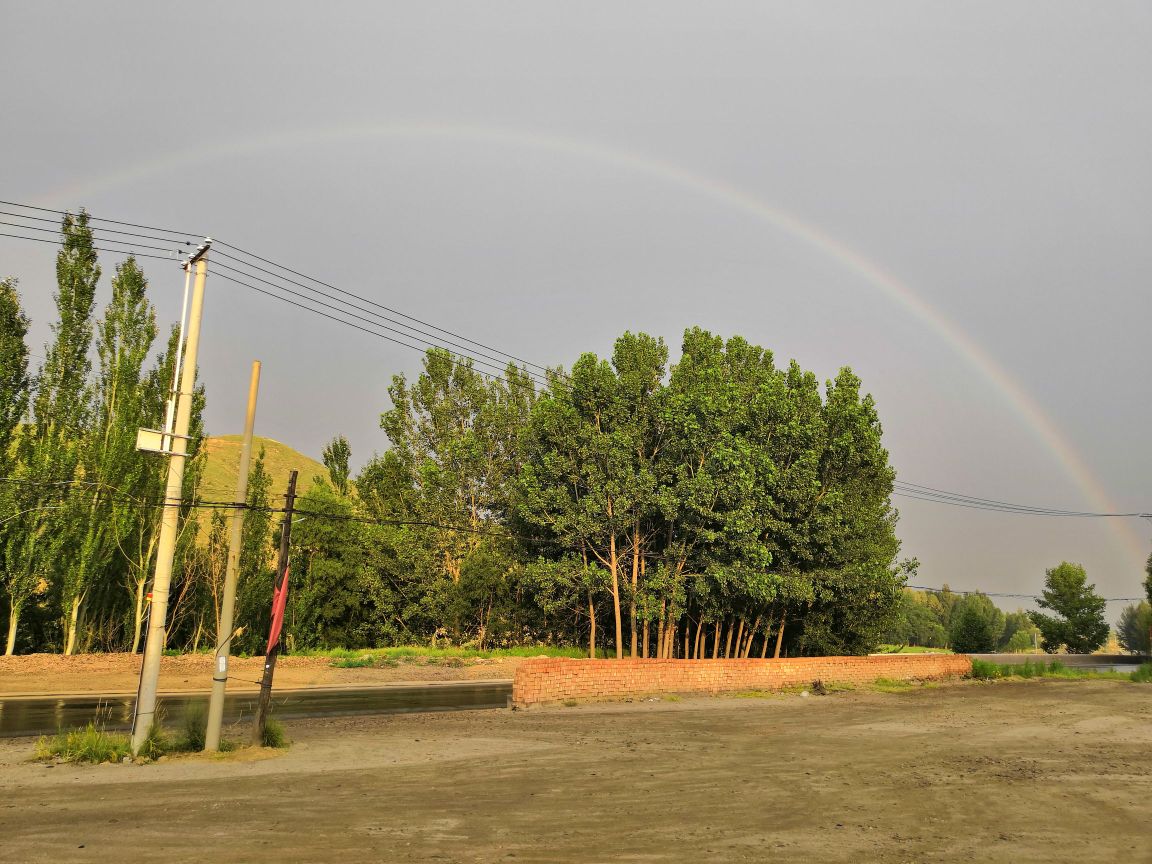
322 435 352 496
62 257 157 653
0 278 31 653
3 213 99 653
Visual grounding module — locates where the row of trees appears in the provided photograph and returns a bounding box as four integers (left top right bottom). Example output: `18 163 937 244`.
0 214 211 655
885 562 1145 655
280 331 906 659
883 583 1041 653
11 217 1140 660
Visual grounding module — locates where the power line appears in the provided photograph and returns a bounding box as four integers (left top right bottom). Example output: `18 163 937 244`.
212 260 550 387
0 230 183 263
906 583 1146 604
213 240 554 376
0 209 198 247
3 200 1147 523
213 270 542 389
892 483 1150 518
0 200 200 242
0 219 193 255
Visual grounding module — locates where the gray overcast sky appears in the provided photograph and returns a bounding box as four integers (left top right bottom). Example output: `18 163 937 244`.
2 1 1149 608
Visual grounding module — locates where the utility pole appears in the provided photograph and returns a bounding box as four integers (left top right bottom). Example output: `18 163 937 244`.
130 240 211 755
203 360 261 752
252 470 298 746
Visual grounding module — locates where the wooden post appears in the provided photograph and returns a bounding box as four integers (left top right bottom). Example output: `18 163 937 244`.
252 470 298 746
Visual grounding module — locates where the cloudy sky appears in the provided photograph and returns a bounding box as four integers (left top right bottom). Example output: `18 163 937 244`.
2 2 1149 608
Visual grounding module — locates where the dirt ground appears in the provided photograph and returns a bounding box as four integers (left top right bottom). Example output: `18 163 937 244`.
0 652 525 696
1 679 1149 863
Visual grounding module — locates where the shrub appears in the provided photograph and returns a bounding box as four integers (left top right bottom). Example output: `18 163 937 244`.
1131 663 1152 683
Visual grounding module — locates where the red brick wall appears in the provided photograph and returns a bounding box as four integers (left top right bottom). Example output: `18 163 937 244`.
512 654 972 708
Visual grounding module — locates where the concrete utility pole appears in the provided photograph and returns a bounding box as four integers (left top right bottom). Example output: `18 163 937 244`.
130 241 211 755
204 360 261 752
252 470 298 746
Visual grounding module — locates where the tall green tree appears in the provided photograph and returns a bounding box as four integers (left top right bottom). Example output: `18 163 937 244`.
0 277 31 652
380 350 534 644
322 435 351 496
232 448 274 654
61 256 157 653
1029 562 1109 654
948 593 1003 653
1115 601 1150 656
4 213 100 654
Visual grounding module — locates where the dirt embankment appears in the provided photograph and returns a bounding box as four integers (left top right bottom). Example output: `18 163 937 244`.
0 652 523 696
1 679 1149 863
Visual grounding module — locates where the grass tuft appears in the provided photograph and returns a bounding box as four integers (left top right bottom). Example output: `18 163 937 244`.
260 718 289 749
36 723 131 764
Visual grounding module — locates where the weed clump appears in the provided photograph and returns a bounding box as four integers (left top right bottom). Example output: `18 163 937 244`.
260 718 289 749
36 723 131 764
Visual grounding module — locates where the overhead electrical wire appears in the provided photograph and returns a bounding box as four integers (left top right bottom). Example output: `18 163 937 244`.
211 259 551 387
0 219 192 256
0 200 201 243
1 200 1148 522
0 208 197 247
213 239 554 376
212 270 538 390
905 583 1146 603
0 230 185 263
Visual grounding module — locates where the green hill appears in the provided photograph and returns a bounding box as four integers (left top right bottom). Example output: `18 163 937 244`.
199 435 326 506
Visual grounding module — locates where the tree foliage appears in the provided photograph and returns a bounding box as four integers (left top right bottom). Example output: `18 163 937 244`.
1115 601 1150 656
0 225 915 658
1029 562 1109 654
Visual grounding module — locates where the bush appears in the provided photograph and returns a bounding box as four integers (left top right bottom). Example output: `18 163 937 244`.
1131 663 1152 683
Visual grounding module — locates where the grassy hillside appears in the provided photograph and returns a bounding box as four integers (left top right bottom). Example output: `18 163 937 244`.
199 435 326 506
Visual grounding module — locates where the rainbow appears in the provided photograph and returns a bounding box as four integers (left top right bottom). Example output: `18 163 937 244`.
35 121 1147 560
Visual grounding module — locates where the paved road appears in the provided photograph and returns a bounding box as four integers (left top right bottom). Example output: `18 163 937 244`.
0 680 513 737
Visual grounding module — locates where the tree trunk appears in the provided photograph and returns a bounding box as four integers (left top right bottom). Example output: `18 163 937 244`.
742 615 762 658
629 524 639 658
656 598 666 659
694 618 704 660
734 618 746 659
712 620 722 659
5 603 19 656
642 619 650 658
724 618 735 658
609 534 623 659
64 595 81 656
774 613 787 659
588 590 597 659
130 577 146 654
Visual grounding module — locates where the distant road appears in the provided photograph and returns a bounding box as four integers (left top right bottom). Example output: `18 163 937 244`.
0 680 513 738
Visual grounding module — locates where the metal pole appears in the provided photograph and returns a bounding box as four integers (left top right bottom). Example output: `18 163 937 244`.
130 244 210 755
252 470 298 746
203 360 261 752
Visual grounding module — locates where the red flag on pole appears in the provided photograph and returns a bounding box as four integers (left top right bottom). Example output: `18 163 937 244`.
266 565 290 653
